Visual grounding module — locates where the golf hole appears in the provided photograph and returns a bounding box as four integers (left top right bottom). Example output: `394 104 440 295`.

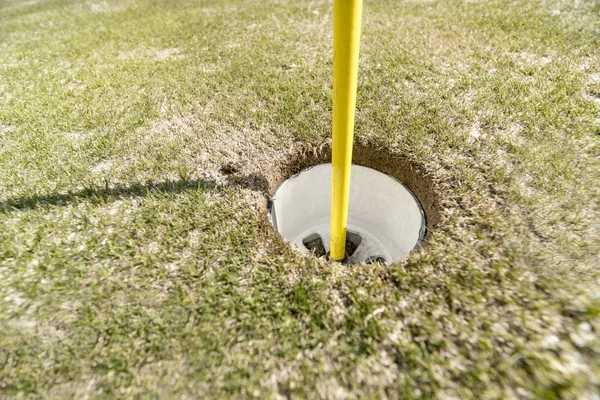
269 163 426 265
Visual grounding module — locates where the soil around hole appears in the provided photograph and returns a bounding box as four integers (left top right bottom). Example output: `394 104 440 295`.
264 142 441 241
220 162 240 175
260 140 442 264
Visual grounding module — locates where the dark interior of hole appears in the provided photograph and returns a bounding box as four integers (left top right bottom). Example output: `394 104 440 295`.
365 256 387 264
345 231 362 257
303 231 362 259
302 234 326 257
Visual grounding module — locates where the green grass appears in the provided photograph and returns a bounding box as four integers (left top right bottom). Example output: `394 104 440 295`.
1 0 599 398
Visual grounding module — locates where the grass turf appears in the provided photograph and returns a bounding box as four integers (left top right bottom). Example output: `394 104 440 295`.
1 0 599 398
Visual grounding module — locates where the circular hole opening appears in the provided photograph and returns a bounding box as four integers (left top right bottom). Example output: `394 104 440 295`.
269 163 425 265
269 143 439 264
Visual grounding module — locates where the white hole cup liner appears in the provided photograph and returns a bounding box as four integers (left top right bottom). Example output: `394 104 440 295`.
269 164 426 265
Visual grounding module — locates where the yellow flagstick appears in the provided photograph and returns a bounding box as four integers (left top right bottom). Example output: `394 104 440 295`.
330 0 364 261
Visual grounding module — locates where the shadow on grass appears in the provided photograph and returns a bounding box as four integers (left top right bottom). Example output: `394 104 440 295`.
0 172 269 213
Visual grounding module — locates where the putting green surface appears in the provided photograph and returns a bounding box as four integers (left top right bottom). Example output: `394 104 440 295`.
1 0 599 398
